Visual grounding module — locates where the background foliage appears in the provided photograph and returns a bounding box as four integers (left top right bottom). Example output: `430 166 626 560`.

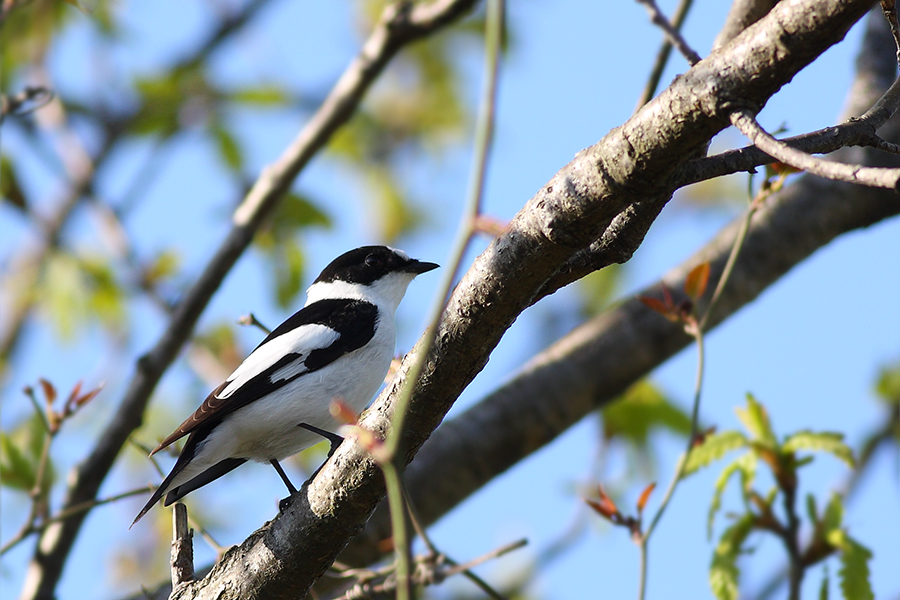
1 1 898 599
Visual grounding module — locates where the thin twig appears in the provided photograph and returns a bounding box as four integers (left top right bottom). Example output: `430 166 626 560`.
698 170 787 331
678 75 900 187
881 0 900 67
781 480 804 600
730 108 900 189
0 485 153 555
635 0 695 109
361 5 504 595
0 86 54 123
381 0 504 461
635 0 702 66
379 462 412 600
400 482 517 600
237 312 272 335
637 324 705 600
170 503 195 588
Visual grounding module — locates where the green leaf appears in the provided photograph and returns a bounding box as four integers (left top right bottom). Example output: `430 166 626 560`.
42 252 86 339
130 66 210 137
577 265 622 317
709 514 754 600
0 414 53 493
806 493 819 527
827 530 874 600
211 124 243 172
40 252 125 338
278 193 331 230
61 0 89 14
79 254 125 331
735 393 777 446
143 249 180 285
274 241 305 308
822 492 844 535
194 322 242 372
874 361 900 406
0 431 35 490
603 380 692 447
369 168 423 242
228 85 289 106
683 430 749 477
1 155 28 211
708 453 757 539
782 431 855 468
820 565 830 600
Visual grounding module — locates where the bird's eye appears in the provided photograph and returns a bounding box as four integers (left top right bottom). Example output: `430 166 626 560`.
364 254 381 267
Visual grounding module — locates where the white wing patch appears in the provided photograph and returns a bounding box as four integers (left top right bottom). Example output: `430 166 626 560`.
218 323 341 398
269 357 308 383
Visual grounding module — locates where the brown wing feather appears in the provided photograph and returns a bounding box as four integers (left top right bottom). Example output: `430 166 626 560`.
149 380 229 456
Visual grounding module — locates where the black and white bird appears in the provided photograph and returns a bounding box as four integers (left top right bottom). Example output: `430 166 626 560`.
132 246 438 526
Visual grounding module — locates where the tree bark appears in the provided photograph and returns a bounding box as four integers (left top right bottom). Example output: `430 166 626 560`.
163 1 891 598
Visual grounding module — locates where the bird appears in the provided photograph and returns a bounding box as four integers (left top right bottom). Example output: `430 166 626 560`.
131 245 438 527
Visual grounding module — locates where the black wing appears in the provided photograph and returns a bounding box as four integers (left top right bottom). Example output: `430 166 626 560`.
148 299 378 455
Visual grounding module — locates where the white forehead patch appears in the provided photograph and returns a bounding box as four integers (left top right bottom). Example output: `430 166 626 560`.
388 246 409 261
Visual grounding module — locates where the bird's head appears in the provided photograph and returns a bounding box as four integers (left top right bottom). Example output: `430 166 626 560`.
306 246 439 310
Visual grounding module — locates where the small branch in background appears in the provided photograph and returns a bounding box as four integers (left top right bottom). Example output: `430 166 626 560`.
402 484 518 600
21 0 481 596
635 0 695 110
730 108 900 189
332 538 527 600
170 503 195 589
237 312 272 335
679 75 900 187
0 380 106 556
881 0 900 67
379 0 505 465
349 1 505 596
635 0 702 66
334 402 522 600
0 86 54 123
699 168 789 331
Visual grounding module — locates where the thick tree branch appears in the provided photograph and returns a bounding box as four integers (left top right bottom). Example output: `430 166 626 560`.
18 2 479 599
160 2 880 599
539 7 900 296
338 10 900 577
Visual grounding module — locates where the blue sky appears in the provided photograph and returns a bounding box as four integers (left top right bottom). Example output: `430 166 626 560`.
2 1 898 599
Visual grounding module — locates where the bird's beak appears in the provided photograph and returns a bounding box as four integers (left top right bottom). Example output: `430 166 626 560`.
405 259 439 275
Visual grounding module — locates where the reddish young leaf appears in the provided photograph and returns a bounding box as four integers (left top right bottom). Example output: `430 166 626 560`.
684 262 710 300
377 537 395 553
769 161 802 175
585 498 616 521
67 381 83 405
585 484 619 520
329 398 359 425
38 378 57 405
636 482 657 515
639 296 670 316
75 385 103 407
473 214 508 237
